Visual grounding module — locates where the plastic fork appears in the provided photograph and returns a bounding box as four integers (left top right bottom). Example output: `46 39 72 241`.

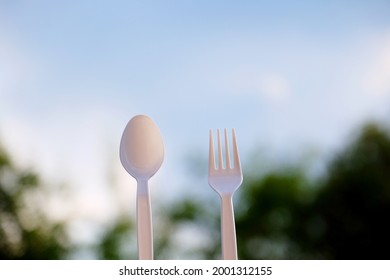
208 128 243 260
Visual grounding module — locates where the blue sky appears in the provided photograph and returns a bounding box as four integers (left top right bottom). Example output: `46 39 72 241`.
1 1 390 253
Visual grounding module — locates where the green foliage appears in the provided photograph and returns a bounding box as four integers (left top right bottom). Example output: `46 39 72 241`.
236 171 316 259
98 217 134 260
313 123 390 259
0 147 68 259
233 122 390 259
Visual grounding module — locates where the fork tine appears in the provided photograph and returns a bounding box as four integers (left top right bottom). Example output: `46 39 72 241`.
224 128 231 169
232 128 241 171
217 129 223 169
209 129 215 172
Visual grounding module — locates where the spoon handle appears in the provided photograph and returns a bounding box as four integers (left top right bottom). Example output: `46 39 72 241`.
137 179 153 260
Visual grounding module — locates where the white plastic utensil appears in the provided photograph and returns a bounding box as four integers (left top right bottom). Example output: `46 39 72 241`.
120 115 164 260
208 128 243 260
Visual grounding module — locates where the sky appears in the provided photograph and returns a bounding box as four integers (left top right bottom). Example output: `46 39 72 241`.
1 0 390 254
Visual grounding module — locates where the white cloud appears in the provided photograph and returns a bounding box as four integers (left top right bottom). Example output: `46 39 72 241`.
362 35 390 98
256 73 292 102
0 29 27 100
227 69 292 104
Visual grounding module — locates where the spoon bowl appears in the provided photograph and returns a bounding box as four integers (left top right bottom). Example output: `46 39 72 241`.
120 115 164 180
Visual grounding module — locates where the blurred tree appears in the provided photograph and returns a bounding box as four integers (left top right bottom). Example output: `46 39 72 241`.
236 122 390 259
0 146 68 259
97 216 135 259
313 123 390 259
235 170 317 259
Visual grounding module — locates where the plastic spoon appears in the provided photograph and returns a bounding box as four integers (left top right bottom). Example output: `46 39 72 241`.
119 114 164 260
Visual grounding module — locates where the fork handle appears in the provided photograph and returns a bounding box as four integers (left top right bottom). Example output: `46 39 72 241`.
221 194 237 260
137 179 153 260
